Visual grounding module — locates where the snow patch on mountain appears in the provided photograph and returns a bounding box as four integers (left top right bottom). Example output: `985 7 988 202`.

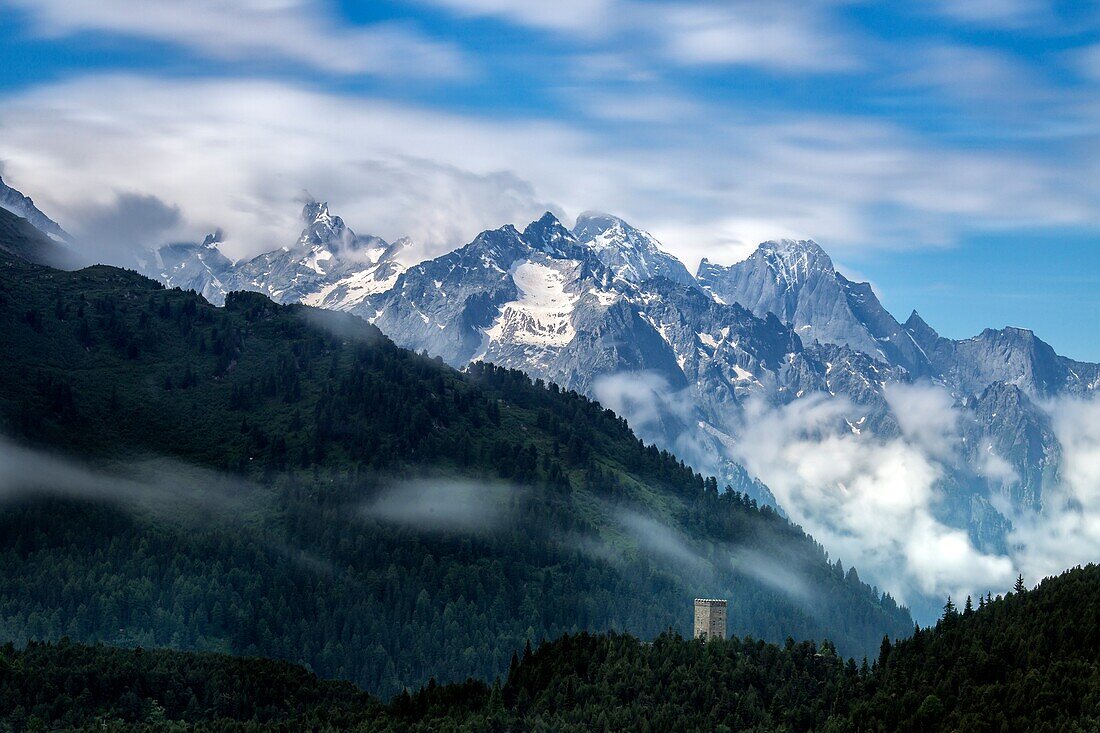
483 259 581 349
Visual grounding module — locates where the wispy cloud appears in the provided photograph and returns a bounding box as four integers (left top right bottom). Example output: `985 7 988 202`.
0 437 255 520
421 0 863 74
588 505 815 604
363 479 519 534
655 2 862 73
1 0 467 77
415 0 616 34
926 0 1051 28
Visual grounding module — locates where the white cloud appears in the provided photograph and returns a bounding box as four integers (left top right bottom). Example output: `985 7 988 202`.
1072 44 1100 83
0 76 593 261
927 0 1049 28
364 479 517 533
727 386 1100 620
415 0 615 33
421 0 862 74
978 442 1019 485
656 2 861 73
592 371 695 433
903 43 1047 105
0 74 1096 269
734 394 1014 606
884 382 961 463
1009 395 1100 583
1 0 465 77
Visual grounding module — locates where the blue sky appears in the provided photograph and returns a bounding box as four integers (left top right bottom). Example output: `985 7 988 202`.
0 0 1099 359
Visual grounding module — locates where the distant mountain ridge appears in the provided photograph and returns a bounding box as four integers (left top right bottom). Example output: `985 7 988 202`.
151 200 409 309
0 174 72 244
697 239 930 376
304 208 1093 576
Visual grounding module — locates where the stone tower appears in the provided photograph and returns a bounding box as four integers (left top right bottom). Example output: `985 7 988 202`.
694 598 727 640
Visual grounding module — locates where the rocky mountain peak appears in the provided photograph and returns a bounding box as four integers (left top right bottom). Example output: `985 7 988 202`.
697 237 932 374
522 212 575 254
904 309 933 332
301 200 333 225
0 174 72 244
297 200 351 250
571 211 695 286
379 236 412 264
755 238 834 286
903 309 941 353
572 211 631 245
201 229 225 248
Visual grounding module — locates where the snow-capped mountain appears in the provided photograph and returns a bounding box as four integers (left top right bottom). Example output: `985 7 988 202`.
153 231 234 305
572 211 696 286
357 212 907 504
0 174 72 245
697 239 929 375
147 200 408 308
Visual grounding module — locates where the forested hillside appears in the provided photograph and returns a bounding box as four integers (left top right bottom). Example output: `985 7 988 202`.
0 248 910 695
2 565 1096 731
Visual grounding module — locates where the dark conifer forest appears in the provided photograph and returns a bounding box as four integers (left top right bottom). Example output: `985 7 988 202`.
2 563 1097 731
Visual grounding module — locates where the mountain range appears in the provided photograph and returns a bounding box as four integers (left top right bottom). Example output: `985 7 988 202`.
4 176 1097 607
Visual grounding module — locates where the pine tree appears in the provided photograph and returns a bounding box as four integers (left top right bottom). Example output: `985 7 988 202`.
964 595 973 616
1014 574 1026 594
942 596 957 618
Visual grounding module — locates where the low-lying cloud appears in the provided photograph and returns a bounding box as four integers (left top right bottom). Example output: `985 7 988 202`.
69 192 183 267
594 505 815 606
363 479 518 534
1008 395 1100 583
728 385 1100 620
0 436 345 576
735 391 1014 610
0 436 253 519
592 371 721 478
617 508 710 575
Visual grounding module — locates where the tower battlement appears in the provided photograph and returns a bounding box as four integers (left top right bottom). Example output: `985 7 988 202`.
694 598 727 640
